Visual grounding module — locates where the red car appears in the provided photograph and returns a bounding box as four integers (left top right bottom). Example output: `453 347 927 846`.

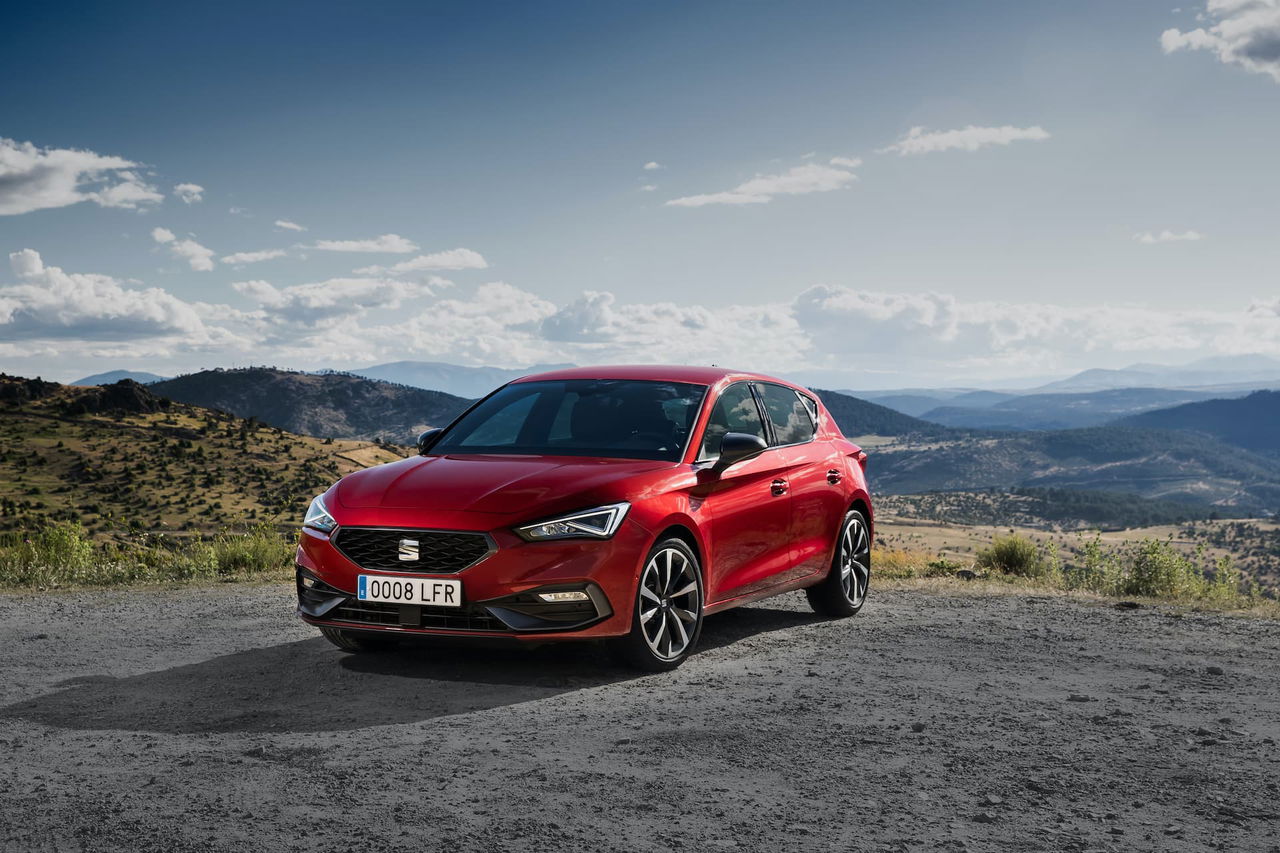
296 366 872 670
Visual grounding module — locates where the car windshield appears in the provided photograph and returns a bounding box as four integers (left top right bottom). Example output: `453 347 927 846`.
432 379 708 461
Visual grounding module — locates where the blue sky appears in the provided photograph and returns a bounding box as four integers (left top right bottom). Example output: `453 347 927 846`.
2 0 1278 388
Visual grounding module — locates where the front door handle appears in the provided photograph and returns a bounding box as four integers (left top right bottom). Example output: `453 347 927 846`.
771 479 788 496
827 468 842 485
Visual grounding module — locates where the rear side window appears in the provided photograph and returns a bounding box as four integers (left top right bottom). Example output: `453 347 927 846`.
700 383 767 459
758 383 816 445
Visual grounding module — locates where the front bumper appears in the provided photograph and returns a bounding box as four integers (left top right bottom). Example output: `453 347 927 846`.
295 518 648 641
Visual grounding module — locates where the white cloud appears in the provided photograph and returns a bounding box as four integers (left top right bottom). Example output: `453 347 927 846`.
1 250 209 342
0 138 164 215
877 125 1051 156
274 219 306 232
643 161 663 170
1162 0 1280 83
152 226 215 271
1134 229 1205 243
220 249 287 264
233 276 443 327
666 162 858 208
639 184 658 192
310 233 418 253
173 183 204 204
829 156 863 168
355 248 489 276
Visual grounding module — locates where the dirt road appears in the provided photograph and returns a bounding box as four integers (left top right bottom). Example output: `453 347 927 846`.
1 582 1277 852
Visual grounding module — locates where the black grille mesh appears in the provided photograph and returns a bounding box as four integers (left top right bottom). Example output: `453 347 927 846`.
329 600 507 632
333 528 491 573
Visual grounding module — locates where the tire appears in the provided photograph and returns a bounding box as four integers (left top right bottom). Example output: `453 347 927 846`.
806 509 871 618
319 625 399 653
608 537 704 671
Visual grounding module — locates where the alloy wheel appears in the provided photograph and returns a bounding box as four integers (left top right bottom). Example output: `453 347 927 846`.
638 546 701 661
839 514 871 607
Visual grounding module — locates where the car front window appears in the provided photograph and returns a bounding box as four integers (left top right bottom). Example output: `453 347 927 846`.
432 379 708 461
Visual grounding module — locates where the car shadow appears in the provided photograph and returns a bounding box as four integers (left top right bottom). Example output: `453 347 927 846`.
1 604 822 735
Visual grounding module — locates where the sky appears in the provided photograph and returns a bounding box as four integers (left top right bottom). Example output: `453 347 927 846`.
1 0 1278 389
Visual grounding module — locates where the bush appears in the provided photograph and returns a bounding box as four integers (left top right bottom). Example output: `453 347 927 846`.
976 534 1046 578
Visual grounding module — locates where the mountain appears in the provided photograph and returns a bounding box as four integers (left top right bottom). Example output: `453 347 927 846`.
869 425 1280 512
0 375 404 535
1033 354 1280 393
813 390 954 438
150 368 471 441
349 361 575 397
1116 390 1280 455
920 387 1236 431
72 370 169 386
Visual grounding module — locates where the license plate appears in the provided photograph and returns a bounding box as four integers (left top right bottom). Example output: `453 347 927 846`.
357 575 462 607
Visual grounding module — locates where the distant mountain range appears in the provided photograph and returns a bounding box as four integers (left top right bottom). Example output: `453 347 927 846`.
150 368 471 441
812 389 952 439
918 387 1242 431
1117 390 1280 455
72 369 169 385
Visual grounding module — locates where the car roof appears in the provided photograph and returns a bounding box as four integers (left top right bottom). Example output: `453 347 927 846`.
510 364 805 389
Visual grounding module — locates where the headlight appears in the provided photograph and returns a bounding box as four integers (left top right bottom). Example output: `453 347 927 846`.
515 502 630 541
303 494 337 533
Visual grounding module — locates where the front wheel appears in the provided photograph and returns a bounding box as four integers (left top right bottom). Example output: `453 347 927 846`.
806 509 870 618
608 538 704 671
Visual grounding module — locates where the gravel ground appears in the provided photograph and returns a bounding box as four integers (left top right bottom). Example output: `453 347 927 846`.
0 582 1277 853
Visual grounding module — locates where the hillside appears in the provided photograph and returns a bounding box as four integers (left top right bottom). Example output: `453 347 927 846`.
920 387 1231 431
150 368 471 441
868 425 1280 512
1116 390 1280 455
812 389 953 438
72 370 169 386
0 375 405 536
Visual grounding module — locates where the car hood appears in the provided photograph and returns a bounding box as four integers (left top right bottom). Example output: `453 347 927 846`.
333 453 673 515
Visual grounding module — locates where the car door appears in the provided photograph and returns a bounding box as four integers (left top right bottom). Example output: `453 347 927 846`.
756 383 846 582
693 382 794 604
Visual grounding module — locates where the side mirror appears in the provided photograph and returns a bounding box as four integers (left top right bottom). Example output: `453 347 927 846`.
417 428 444 456
713 432 768 473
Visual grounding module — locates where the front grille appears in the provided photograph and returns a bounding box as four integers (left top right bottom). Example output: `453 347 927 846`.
328 600 508 632
333 527 492 573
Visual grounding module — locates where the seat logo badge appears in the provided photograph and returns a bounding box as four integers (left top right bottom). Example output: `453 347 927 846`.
398 539 419 561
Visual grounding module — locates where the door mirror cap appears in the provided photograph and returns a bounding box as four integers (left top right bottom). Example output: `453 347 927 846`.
416 428 444 456
713 432 768 473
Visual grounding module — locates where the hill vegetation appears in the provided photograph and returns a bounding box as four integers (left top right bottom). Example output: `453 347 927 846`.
813 389 953 438
150 367 471 441
0 375 405 537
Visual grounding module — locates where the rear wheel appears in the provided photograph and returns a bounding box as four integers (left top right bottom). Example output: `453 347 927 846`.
319 626 399 653
806 509 870 618
609 538 704 671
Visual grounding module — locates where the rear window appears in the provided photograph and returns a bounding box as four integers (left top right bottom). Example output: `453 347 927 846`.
757 383 816 445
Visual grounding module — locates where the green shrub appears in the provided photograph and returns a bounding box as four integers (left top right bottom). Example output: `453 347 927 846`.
976 534 1045 577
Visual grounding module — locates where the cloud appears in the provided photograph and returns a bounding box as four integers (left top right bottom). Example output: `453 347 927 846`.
643 161 663 170
877 125 1051 156
666 162 858 208
354 248 489 276
232 276 443 327
309 233 418 253
274 219 306 232
829 156 863 168
220 249 287 264
0 138 164 215
1134 229 1204 243
1162 0 1280 83
639 184 657 192
0 249 210 342
152 226 216 271
173 183 204 204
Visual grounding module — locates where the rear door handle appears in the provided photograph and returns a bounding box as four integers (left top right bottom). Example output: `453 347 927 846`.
827 468 842 485
771 479 788 496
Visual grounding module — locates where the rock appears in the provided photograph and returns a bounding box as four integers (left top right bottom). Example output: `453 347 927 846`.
1114 601 1142 610
1067 694 1093 703
1206 665 1225 676
911 722 926 733
972 812 997 823
981 793 1003 806
956 569 976 581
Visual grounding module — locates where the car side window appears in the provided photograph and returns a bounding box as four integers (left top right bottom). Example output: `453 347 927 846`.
758 383 816 446
700 383 767 459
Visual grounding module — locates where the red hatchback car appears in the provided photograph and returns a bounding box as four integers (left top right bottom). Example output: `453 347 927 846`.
296 366 872 670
